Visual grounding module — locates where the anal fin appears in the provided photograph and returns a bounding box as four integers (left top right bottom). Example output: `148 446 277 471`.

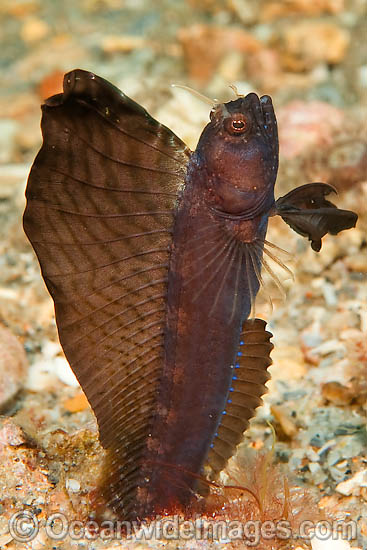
205 318 273 480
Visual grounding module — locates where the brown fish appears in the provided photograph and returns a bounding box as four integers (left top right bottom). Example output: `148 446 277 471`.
23 69 358 520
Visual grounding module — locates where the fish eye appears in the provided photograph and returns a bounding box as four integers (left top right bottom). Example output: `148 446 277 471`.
224 114 249 136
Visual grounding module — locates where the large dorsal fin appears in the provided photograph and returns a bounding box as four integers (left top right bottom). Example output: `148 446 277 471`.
23 69 190 515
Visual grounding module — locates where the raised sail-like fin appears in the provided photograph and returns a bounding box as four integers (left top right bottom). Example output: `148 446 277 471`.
23 69 190 518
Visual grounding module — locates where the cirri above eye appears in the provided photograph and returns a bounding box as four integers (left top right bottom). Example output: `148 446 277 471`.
224 114 249 136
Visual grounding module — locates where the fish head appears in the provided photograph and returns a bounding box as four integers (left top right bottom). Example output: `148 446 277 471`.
195 93 278 220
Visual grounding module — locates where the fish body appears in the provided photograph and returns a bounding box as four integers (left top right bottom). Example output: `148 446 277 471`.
23 70 357 521
142 95 278 514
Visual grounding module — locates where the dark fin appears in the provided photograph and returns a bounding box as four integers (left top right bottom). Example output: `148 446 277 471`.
23 69 190 517
205 318 273 480
275 183 358 252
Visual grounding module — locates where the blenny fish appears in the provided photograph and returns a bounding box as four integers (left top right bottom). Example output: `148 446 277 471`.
23 69 358 520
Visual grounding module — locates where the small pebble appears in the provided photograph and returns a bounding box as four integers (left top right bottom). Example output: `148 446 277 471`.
302 330 323 348
55 357 80 388
178 24 260 85
306 448 320 462
0 534 13 547
63 392 90 413
308 462 328 485
282 21 350 70
336 469 367 496
101 35 147 54
310 340 346 357
0 418 26 447
271 404 298 438
42 340 63 359
311 537 354 550
328 140 367 188
0 325 28 409
66 478 81 493
321 282 338 307
278 101 344 159
329 462 350 483
261 0 345 19
20 16 49 43
25 360 58 391
0 120 18 163
345 252 367 273
270 345 307 380
322 381 354 405
38 70 64 100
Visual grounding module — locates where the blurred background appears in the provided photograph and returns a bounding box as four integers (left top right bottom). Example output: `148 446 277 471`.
1 0 366 326
1 0 366 157
0 2 366 547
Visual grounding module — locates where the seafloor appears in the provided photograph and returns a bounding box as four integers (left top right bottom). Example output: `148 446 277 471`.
0 1 366 549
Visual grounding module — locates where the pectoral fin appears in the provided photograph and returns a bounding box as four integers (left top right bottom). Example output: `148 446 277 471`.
275 183 358 251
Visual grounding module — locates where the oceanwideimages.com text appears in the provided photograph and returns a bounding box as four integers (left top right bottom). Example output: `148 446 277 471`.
8 511 357 545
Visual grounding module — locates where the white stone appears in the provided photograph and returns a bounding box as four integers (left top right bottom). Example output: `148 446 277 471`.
42 340 63 359
66 478 80 493
321 281 338 307
54 357 80 388
25 361 58 391
310 340 346 357
0 533 13 547
336 469 367 496
309 462 322 474
311 537 352 549
26 355 79 389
